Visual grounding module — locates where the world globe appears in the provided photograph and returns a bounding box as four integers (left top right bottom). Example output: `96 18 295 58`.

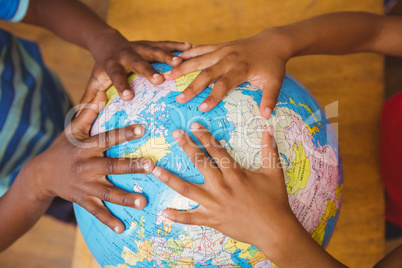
74 62 343 268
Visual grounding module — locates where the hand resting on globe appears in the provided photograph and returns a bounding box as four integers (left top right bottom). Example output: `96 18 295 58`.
152 123 344 267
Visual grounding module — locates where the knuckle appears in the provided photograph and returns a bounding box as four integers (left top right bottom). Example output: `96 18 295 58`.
214 79 228 90
226 50 240 60
186 84 196 94
119 47 134 58
143 66 156 76
72 160 84 175
105 58 116 68
109 69 125 81
194 153 206 167
103 159 116 174
178 184 191 197
149 46 164 57
182 215 193 225
238 61 250 73
89 207 101 220
100 188 111 201
199 67 214 79
130 55 145 66
120 194 131 207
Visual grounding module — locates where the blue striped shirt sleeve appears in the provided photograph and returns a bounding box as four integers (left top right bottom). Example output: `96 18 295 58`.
0 0 30 22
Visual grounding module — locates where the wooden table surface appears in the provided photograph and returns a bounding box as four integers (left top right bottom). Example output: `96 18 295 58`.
73 0 385 267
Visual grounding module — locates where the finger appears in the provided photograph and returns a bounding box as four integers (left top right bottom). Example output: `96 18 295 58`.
80 71 112 106
79 198 125 234
125 54 164 85
71 92 107 137
142 40 192 52
198 66 248 112
89 182 147 209
152 167 206 203
85 124 145 152
90 157 154 175
164 52 222 80
190 122 238 171
174 66 222 104
259 79 282 119
179 44 224 60
105 60 133 101
162 208 208 226
260 125 281 172
135 45 183 67
171 129 220 178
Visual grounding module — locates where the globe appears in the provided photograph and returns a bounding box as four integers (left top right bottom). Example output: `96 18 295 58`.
74 62 343 268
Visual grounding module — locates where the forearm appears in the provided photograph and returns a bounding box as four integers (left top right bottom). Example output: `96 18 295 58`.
273 12 402 58
22 0 119 55
256 214 345 267
0 160 52 252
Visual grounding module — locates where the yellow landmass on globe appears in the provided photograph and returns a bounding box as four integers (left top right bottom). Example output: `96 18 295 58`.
224 239 268 266
306 124 320 135
310 199 337 245
289 98 322 126
336 182 343 200
122 136 171 163
286 142 311 195
121 242 154 266
175 71 201 92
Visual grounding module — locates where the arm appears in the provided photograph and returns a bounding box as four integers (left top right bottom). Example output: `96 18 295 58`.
0 93 154 252
165 12 402 118
21 0 191 103
152 123 344 267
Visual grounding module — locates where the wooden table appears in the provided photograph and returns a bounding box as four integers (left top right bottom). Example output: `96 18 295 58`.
73 0 385 267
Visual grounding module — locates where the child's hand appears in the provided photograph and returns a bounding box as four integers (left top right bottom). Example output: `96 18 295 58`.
152 123 297 257
152 123 344 267
30 93 154 233
163 29 292 119
81 30 192 104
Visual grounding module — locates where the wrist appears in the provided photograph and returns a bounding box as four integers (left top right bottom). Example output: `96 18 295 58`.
86 27 127 59
257 26 296 61
21 157 54 204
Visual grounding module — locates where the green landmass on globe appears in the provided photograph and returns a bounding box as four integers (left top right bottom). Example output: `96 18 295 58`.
74 61 343 268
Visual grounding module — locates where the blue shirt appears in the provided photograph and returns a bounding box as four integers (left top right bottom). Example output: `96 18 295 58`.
0 0 71 196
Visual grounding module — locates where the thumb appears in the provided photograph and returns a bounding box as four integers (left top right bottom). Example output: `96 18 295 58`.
72 91 107 136
259 79 282 119
162 208 206 226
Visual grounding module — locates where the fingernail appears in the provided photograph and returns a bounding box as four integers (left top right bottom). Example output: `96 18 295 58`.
185 42 191 46
134 198 141 207
199 103 208 112
264 107 272 118
153 167 161 177
114 226 121 233
268 126 274 136
172 56 179 61
123 90 131 97
144 162 150 172
176 94 185 101
134 126 143 136
191 122 201 131
165 70 171 76
172 129 182 139
153 73 161 79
